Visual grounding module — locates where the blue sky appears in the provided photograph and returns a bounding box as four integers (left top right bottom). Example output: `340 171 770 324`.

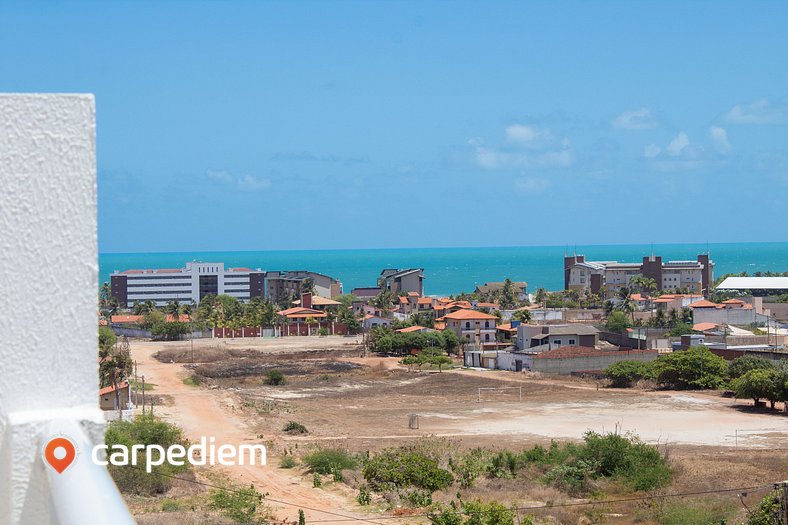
1 1 786 252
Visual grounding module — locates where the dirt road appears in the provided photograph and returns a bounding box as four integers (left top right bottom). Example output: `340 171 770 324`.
132 340 378 524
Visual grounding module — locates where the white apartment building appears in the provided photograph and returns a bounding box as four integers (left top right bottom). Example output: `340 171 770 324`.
110 262 264 306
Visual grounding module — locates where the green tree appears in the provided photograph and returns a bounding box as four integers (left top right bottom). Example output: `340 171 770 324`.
498 278 517 309
604 360 655 387
605 311 632 333
165 300 182 322
733 368 777 406
99 325 117 354
651 347 728 389
728 355 775 379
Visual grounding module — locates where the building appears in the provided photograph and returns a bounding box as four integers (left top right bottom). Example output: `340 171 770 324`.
362 315 391 330
350 287 382 300
474 281 528 301
378 268 425 296
443 309 498 347
276 307 327 323
516 324 599 352
99 381 130 411
397 293 435 315
265 270 342 304
564 254 713 296
689 297 771 327
110 262 264 307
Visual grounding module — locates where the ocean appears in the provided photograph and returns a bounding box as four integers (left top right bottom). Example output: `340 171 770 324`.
98 242 788 297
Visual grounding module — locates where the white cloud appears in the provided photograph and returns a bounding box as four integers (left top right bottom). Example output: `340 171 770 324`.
665 132 690 157
470 125 572 170
724 98 786 125
515 177 549 193
613 108 658 130
643 132 706 171
643 144 661 159
207 170 271 191
505 124 554 147
709 126 731 155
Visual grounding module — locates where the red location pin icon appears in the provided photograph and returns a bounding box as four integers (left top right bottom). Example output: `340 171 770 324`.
44 437 77 474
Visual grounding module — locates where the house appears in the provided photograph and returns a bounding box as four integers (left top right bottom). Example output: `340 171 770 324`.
564 254 713 297
442 309 498 347
689 297 771 326
652 294 704 312
496 322 519 343
378 268 424 296
362 315 391 330
265 270 342 303
292 293 341 310
396 325 433 333
99 381 131 411
350 287 382 300
474 282 528 301
434 299 472 317
397 293 435 315
276 307 327 323
516 324 599 352
475 302 501 312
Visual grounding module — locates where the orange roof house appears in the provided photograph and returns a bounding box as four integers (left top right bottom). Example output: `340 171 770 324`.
688 299 718 309
277 307 327 319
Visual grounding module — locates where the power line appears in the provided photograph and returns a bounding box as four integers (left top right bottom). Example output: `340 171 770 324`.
124 464 773 524
124 464 385 524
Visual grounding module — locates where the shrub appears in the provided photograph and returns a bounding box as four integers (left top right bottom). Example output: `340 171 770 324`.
279 455 297 469
402 489 432 508
449 448 489 488
604 360 655 387
357 486 371 506
747 490 781 525
283 421 308 434
151 321 190 341
487 451 520 479
429 500 517 525
99 325 117 353
104 414 190 495
209 483 268 524
303 447 357 475
265 369 286 385
578 431 671 491
362 449 453 492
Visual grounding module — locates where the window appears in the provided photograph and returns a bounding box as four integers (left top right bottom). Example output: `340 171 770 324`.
553 339 561 345
569 339 576 345
484 321 490 328
465 322 471 329
485 334 490 341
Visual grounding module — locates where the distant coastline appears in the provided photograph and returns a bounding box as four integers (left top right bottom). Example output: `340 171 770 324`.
99 241 788 297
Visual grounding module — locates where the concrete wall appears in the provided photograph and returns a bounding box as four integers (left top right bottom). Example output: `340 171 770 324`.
532 350 658 375
0 94 102 524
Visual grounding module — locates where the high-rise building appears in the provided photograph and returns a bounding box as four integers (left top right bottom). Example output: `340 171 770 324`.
564 254 714 296
109 262 264 306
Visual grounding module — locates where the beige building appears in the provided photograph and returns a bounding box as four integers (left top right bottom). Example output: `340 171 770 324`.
564 254 713 297
442 309 498 347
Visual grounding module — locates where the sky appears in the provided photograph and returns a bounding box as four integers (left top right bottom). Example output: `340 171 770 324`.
1 1 787 253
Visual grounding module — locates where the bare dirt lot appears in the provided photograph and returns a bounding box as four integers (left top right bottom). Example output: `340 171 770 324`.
130 336 788 524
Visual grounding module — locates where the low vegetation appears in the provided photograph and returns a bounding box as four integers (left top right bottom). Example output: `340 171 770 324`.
105 414 190 495
264 369 286 385
302 447 358 475
604 351 788 409
209 481 271 524
282 421 308 434
371 327 460 355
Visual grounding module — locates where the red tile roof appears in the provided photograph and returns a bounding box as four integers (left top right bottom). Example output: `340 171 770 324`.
99 381 129 396
111 315 144 324
277 307 327 318
443 309 498 321
688 299 718 308
397 325 429 333
693 322 719 332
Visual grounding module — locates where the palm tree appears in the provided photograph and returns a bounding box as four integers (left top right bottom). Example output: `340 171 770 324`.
616 287 637 324
165 300 181 322
512 309 532 324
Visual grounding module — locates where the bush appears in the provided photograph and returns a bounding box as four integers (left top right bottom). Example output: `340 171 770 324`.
747 490 781 525
429 500 517 525
605 360 655 388
265 369 286 385
104 414 190 495
362 448 453 492
99 325 116 353
357 486 371 506
279 455 297 469
448 448 489 488
209 483 268 524
303 447 357 475
666 322 693 337
151 321 190 341
282 421 308 434
579 431 671 491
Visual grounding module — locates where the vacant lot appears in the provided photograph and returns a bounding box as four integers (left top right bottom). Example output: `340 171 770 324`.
132 336 788 523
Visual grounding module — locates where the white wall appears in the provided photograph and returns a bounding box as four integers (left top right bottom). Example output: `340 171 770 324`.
0 94 102 524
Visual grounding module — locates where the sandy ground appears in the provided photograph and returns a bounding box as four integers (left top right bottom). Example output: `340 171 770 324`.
132 337 382 524
130 336 788 522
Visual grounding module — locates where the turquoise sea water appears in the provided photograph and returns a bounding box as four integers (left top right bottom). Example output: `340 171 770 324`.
99 242 788 297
